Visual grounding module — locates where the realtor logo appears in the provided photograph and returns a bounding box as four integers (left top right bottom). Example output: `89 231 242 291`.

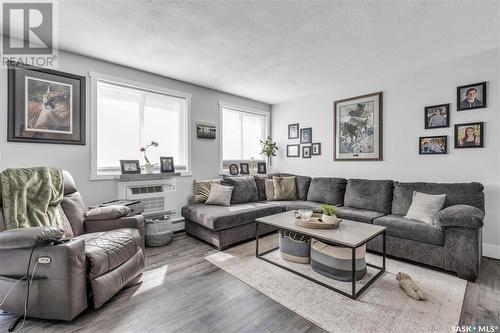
1 1 57 67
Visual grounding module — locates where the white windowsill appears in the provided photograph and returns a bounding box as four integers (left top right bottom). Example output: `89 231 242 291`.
89 171 192 181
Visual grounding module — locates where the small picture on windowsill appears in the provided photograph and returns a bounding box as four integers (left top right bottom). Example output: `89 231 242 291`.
120 160 141 174
257 162 267 174
160 157 175 173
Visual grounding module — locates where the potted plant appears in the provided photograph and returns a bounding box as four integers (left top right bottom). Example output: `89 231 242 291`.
320 204 341 224
260 137 278 167
140 141 159 174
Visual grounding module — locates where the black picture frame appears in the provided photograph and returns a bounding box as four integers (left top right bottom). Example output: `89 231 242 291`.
311 143 321 155
302 145 312 158
229 164 239 175
196 122 216 139
239 163 249 174
288 123 299 139
454 122 484 148
257 162 267 174
160 156 175 173
457 82 487 111
7 61 86 145
120 160 141 174
419 136 447 155
286 144 300 157
424 103 450 129
300 127 312 144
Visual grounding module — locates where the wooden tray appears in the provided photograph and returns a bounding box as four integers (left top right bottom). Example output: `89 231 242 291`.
294 213 342 229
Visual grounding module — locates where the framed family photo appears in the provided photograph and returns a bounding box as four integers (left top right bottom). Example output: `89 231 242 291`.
424 104 449 129
457 82 487 111
239 163 249 174
160 157 175 173
300 127 312 144
120 160 141 174
419 136 447 155
288 123 299 139
334 92 383 161
257 162 267 174
8 62 86 145
455 122 484 148
287 144 300 157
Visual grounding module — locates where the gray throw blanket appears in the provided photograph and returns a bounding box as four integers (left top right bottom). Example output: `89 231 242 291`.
0 167 64 230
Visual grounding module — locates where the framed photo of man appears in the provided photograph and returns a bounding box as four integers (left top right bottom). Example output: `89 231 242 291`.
457 82 487 111
455 122 484 148
424 104 449 129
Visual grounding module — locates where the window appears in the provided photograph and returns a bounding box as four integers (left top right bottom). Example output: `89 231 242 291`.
220 103 270 169
91 74 190 177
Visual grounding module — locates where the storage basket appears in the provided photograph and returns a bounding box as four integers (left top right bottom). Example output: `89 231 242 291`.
145 217 174 247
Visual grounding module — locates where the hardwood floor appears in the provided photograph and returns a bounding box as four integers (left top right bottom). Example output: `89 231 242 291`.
1 232 498 332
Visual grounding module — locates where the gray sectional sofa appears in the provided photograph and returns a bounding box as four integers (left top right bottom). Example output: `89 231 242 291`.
181 173 485 281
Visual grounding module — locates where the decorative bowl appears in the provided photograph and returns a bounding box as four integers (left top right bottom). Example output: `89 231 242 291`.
295 209 313 220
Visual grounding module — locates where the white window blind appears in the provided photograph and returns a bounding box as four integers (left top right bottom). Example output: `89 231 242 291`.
96 80 188 173
221 105 269 166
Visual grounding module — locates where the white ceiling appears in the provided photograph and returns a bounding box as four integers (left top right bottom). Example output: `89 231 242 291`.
52 1 500 104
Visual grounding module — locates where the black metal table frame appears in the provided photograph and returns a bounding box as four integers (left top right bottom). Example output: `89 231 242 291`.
255 221 386 300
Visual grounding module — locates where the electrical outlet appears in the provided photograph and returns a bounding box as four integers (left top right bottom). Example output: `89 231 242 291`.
38 257 52 264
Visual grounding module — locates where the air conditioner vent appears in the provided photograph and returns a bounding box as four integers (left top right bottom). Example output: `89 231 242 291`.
130 185 163 195
141 196 165 214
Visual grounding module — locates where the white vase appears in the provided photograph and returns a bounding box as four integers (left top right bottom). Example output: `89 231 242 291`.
144 164 155 174
322 214 337 223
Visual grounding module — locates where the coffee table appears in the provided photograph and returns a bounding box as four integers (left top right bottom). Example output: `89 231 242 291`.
255 211 386 300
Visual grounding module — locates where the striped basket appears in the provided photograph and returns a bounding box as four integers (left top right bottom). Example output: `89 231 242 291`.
279 230 311 264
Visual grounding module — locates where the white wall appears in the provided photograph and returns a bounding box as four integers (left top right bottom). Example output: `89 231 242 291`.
0 50 270 210
271 48 500 259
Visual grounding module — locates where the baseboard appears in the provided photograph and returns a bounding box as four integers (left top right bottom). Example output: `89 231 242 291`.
483 243 500 259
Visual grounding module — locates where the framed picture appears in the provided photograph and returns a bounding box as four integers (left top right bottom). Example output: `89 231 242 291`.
120 160 141 174
288 123 299 139
302 145 311 158
240 163 249 175
160 157 175 173
8 62 86 145
300 128 312 144
229 164 239 175
196 122 216 139
455 122 484 148
419 136 447 155
424 104 450 129
311 143 321 155
457 82 487 111
286 144 300 157
257 162 267 174
334 92 383 161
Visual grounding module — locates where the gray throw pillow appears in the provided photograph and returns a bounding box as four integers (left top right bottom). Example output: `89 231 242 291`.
273 176 298 200
194 178 222 203
84 205 131 221
405 191 446 224
221 176 258 204
205 184 234 206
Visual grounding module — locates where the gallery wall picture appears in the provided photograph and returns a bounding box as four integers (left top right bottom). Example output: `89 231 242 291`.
302 145 311 158
334 92 383 161
286 144 300 157
419 136 447 155
457 82 487 111
424 104 450 129
288 123 299 139
311 143 321 155
454 122 484 148
196 122 216 139
8 61 86 145
300 127 312 144
160 157 175 173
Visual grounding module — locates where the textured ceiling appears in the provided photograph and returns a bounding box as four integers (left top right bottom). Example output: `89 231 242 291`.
50 1 500 103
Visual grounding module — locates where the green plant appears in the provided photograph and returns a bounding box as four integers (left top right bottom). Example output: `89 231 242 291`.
260 137 278 158
320 204 340 217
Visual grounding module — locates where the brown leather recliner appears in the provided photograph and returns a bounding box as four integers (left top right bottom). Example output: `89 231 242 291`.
0 171 145 321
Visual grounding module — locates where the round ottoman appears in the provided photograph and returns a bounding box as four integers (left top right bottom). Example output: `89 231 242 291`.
310 238 367 281
279 230 311 264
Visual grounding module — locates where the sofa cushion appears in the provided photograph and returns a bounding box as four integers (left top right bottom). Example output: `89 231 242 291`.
253 175 268 201
221 176 258 204
205 184 233 206
344 179 394 214
273 176 298 200
181 202 284 231
373 215 444 246
337 206 386 224
276 173 313 201
392 182 485 215
194 178 222 203
265 178 275 200
77 228 141 278
405 191 446 224
307 177 347 205
265 200 323 212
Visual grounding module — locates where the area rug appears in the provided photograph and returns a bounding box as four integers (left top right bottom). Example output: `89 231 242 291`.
205 234 466 333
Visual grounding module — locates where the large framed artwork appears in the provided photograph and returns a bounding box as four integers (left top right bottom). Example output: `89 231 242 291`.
333 92 383 161
8 62 86 145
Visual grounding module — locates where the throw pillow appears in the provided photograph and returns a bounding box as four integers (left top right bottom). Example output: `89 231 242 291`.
273 176 298 201
265 178 275 200
221 176 258 204
85 205 131 221
405 191 446 224
194 178 222 203
205 184 234 206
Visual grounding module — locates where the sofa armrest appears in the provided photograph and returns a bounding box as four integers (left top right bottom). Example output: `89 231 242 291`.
436 205 484 229
0 227 64 250
84 215 145 233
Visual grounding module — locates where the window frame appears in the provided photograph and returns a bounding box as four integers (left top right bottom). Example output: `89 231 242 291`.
90 72 192 180
219 101 270 173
